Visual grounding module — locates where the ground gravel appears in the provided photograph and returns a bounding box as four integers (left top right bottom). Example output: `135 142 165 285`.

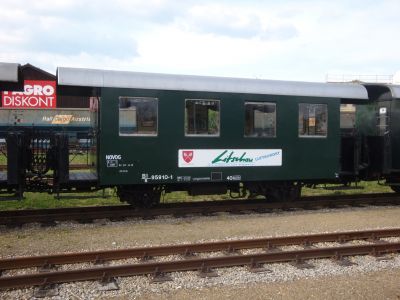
0 205 400 299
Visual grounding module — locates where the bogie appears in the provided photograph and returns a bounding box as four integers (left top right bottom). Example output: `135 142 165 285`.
117 185 162 208
245 181 301 202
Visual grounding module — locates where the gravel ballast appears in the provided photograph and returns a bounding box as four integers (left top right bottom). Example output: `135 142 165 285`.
1 205 400 299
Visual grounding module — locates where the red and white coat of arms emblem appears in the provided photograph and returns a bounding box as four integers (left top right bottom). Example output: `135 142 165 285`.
182 151 194 163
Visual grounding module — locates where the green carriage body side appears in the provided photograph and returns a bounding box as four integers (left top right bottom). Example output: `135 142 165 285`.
389 91 400 172
97 87 341 186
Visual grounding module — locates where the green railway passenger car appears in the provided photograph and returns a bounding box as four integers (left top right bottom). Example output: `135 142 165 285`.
57 67 369 206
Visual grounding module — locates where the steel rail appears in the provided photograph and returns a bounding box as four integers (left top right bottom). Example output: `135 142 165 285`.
0 242 399 290
0 193 399 226
0 228 399 270
0 192 396 217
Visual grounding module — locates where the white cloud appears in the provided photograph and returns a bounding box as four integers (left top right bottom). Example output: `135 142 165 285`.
0 0 399 81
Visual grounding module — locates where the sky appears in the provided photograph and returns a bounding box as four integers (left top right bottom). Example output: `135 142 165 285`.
0 0 399 82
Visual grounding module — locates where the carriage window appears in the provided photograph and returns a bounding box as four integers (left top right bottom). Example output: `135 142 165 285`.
340 104 356 129
185 99 220 136
245 102 276 137
299 103 328 137
119 97 158 136
340 104 356 136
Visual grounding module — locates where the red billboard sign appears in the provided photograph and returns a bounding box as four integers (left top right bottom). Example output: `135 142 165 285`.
2 80 57 109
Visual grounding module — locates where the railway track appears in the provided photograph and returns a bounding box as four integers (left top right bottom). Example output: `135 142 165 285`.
0 228 399 292
0 193 399 226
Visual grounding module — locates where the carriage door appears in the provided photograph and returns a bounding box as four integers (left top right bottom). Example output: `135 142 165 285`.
376 103 391 174
340 104 360 177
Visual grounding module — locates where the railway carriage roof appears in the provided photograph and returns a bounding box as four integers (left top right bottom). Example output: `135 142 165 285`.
57 67 368 100
388 85 400 98
0 62 19 82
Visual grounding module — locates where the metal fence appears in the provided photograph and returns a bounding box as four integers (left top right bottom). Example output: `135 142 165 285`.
326 74 393 84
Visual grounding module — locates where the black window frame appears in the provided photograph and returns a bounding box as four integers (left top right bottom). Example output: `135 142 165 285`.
298 103 328 138
184 98 220 137
118 96 158 137
244 101 277 138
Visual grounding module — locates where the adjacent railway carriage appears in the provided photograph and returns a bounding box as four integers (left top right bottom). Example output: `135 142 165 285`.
0 108 96 195
0 63 95 196
360 85 400 191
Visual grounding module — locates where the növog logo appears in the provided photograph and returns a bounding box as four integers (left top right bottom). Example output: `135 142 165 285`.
106 154 122 160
